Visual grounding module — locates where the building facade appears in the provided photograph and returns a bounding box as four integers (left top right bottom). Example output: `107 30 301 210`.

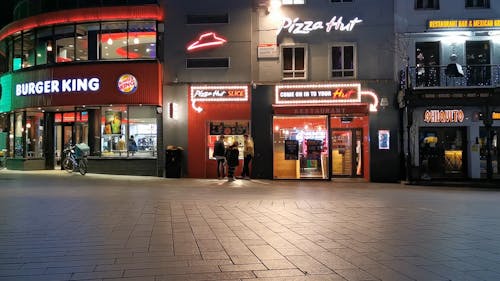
0 0 165 175
163 0 400 182
397 0 500 181
1 0 403 182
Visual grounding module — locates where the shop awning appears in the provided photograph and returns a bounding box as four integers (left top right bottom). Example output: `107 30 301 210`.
272 103 370 115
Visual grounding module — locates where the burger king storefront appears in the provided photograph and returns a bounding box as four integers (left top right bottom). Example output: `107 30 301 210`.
1 61 163 176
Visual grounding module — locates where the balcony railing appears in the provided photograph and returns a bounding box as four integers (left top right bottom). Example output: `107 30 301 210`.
408 64 500 89
14 0 159 21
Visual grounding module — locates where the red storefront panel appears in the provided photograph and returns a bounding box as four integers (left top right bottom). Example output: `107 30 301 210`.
188 86 251 178
11 61 162 109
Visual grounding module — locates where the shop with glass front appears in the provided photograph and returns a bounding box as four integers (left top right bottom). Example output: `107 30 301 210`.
187 85 251 178
2 61 162 175
272 83 373 180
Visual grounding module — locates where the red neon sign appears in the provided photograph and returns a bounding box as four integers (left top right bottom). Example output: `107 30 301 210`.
186 32 227 52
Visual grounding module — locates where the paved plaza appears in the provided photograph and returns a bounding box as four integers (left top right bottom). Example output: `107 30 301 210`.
1 170 500 281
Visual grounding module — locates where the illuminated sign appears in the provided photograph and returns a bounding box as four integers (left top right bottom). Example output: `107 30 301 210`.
187 32 227 52
275 83 361 104
190 85 249 112
428 19 500 29
424 109 464 123
15 78 100 96
117 74 138 94
492 112 500 120
277 16 363 35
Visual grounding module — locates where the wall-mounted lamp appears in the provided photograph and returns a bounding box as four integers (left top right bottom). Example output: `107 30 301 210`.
46 41 53 52
380 97 389 108
167 102 178 119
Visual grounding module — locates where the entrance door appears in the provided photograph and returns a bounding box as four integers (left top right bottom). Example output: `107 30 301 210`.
331 129 363 177
55 124 73 168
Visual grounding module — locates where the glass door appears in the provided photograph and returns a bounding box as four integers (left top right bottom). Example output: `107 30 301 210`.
55 124 73 168
331 129 363 177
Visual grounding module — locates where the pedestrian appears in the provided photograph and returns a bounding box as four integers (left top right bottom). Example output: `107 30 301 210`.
128 135 138 156
225 141 240 182
213 134 226 179
241 134 254 179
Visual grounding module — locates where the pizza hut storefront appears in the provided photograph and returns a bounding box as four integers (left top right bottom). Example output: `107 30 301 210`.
271 83 378 181
4 61 163 176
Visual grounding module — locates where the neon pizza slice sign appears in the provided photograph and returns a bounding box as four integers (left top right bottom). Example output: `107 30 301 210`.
187 32 227 52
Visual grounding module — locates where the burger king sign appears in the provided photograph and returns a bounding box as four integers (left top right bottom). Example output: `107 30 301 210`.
117 74 138 94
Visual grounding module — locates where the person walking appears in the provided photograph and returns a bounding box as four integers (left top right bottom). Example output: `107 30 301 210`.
213 135 226 179
128 135 138 156
241 134 254 179
225 141 240 182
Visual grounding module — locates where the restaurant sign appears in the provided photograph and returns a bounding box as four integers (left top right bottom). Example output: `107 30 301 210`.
424 109 465 123
190 85 249 113
428 19 500 30
275 83 361 104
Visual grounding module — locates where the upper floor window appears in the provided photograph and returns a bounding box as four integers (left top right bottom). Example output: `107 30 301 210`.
466 0 489 8
282 0 305 4
415 0 439 9
282 45 307 80
186 14 229 24
331 44 356 78
3 20 158 72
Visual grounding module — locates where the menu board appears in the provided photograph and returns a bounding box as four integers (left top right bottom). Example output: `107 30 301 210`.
306 139 323 153
284 140 299 160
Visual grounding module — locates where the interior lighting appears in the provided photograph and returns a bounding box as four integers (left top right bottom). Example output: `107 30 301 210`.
107 37 113 45
133 37 140 44
46 41 53 52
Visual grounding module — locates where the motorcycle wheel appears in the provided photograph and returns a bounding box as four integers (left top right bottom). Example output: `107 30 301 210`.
78 159 88 175
62 158 74 173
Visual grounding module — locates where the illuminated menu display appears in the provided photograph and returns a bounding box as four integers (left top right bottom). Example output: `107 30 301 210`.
428 19 500 29
275 83 361 104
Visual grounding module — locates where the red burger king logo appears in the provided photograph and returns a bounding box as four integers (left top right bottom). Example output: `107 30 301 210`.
117 74 138 94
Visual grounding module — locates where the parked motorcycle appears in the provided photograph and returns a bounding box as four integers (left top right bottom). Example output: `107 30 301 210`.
62 143 90 175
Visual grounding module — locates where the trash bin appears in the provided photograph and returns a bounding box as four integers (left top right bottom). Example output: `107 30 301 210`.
165 146 183 178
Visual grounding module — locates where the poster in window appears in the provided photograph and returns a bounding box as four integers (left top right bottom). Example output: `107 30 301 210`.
378 130 390 150
285 140 299 160
209 121 249 135
104 111 122 135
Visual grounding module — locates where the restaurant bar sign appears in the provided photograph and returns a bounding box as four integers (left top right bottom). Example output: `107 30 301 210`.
428 19 500 30
424 109 465 123
16 78 101 96
190 85 249 112
275 83 361 105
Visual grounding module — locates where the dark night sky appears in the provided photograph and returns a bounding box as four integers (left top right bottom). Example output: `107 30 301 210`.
0 0 15 29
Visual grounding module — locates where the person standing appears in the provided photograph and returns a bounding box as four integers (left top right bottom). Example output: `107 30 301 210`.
241 134 254 179
225 141 240 182
128 135 138 156
213 135 226 179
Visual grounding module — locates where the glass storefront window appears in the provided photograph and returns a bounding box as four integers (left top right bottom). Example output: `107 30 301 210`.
55 25 76 63
101 106 127 157
14 112 24 158
128 106 157 158
0 114 8 161
36 27 53 65
76 23 100 61
419 127 466 178
25 112 43 158
207 120 249 160
9 114 14 157
128 21 156 59
479 127 499 178
101 22 127 60
13 34 22 71
273 116 328 179
23 30 35 68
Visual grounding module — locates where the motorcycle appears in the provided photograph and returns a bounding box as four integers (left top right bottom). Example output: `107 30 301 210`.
62 143 89 175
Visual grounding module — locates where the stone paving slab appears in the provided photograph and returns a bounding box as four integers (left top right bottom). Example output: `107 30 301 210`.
1 170 500 280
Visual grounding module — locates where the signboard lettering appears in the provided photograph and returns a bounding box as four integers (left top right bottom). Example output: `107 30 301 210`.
424 109 465 123
15 78 100 96
278 16 363 35
276 84 361 104
428 19 500 29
